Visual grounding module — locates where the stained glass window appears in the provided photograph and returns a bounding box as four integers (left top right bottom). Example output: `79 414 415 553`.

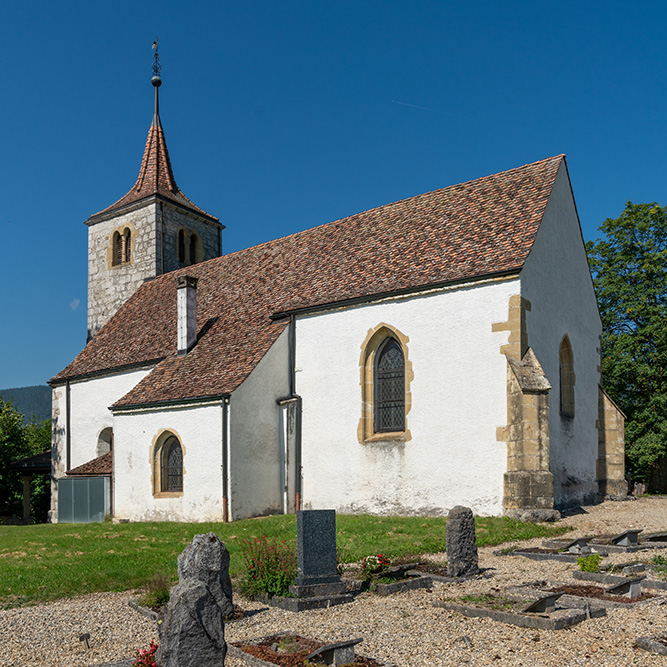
374 338 405 432
161 437 183 492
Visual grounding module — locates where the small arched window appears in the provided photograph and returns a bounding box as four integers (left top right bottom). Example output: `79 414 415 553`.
123 228 132 263
113 231 122 266
374 337 405 432
97 427 113 457
178 230 186 264
189 234 197 265
559 336 575 418
161 436 183 492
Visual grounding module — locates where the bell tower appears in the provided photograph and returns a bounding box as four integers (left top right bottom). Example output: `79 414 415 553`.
85 40 223 340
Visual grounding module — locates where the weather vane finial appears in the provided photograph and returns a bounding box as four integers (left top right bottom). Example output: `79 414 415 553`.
151 37 161 86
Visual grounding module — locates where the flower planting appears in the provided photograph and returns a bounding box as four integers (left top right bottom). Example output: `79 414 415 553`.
132 639 158 667
239 535 297 598
360 553 390 580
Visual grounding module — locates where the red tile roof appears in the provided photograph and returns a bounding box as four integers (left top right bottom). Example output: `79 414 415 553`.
53 155 565 408
88 118 217 222
67 451 113 476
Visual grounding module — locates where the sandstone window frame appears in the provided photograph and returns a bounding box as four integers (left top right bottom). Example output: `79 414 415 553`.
559 335 575 418
152 431 185 498
176 228 203 266
358 323 413 444
109 226 134 268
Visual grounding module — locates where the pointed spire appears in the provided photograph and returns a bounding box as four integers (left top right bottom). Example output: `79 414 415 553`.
151 37 162 127
88 39 216 222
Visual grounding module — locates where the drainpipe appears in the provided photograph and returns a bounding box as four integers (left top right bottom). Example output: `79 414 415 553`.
288 315 302 511
65 381 71 471
221 397 230 522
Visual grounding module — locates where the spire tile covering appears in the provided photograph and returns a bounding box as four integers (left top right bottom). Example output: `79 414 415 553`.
90 124 215 220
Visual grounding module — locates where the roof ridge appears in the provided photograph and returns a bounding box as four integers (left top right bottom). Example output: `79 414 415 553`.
197 154 565 262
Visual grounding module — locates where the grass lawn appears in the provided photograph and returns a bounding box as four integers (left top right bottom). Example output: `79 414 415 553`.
0 514 569 608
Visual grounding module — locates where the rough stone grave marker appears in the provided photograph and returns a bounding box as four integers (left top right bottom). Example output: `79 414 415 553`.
157 532 234 667
446 505 480 577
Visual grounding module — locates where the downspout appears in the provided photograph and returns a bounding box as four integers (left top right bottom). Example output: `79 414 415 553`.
222 397 230 522
288 315 302 511
65 381 71 471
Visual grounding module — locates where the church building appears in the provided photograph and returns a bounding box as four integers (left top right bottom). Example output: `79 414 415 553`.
49 66 625 523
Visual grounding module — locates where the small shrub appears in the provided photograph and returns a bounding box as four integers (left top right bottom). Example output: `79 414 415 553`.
239 535 297 599
136 574 171 611
577 554 601 572
360 553 390 581
132 640 158 667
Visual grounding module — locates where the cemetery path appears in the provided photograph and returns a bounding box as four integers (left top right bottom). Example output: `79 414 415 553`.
2 498 667 667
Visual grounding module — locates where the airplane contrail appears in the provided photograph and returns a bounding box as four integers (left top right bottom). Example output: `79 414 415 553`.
391 100 447 114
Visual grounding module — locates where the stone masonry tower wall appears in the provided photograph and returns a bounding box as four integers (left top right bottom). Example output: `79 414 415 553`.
86 200 221 339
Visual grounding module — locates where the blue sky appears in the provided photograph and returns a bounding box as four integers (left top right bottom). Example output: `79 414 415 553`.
1 1 666 389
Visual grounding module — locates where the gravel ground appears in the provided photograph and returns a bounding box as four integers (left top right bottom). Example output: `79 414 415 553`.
2 498 667 667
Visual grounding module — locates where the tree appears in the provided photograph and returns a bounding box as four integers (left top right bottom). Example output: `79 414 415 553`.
0 399 51 522
0 399 30 513
586 201 667 483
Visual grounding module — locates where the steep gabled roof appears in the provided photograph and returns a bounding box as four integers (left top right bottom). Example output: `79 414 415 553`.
53 155 565 408
87 87 217 223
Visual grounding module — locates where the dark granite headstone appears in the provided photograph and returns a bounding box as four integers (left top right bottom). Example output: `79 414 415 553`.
285 509 352 607
295 509 339 586
446 505 480 578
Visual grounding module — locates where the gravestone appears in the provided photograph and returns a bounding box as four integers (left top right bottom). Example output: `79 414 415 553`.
157 532 234 667
291 509 345 596
446 505 480 577
278 509 352 610
305 638 364 666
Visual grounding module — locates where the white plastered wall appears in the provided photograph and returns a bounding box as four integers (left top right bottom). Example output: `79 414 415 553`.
228 328 290 520
50 368 153 521
521 162 602 508
112 403 224 522
62 369 153 470
295 279 519 517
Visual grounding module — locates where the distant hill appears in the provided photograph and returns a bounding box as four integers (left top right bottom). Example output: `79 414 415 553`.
0 385 51 423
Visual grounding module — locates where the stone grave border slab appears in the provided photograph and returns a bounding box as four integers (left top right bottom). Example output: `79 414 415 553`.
228 632 396 667
374 574 433 596
262 592 353 612
433 600 605 630
510 549 582 563
573 569 667 592
636 636 667 657
510 582 656 610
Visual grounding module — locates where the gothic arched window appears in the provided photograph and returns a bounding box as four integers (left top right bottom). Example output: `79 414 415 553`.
374 338 405 432
113 231 122 266
189 233 197 265
559 335 575 418
178 229 186 264
161 436 183 493
123 228 132 263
